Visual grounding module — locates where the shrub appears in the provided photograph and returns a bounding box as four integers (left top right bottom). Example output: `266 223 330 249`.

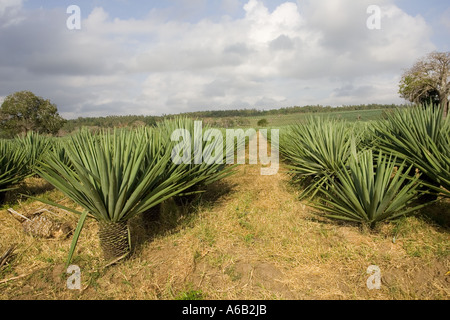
280 117 360 199
257 119 269 127
313 150 429 228
373 105 450 197
36 128 203 263
0 139 28 202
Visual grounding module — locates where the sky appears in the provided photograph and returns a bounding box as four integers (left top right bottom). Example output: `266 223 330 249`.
0 0 449 119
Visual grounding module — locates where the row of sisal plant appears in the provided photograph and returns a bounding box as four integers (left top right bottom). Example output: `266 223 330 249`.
1 118 241 264
279 105 449 229
0 132 51 203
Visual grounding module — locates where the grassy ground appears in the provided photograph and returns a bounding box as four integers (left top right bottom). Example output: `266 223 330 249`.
226 109 387 129
0 134 449 300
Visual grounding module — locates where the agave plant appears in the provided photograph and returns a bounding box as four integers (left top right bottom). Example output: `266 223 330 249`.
313 150 428 228
36 128 203 263
373 105 450 197
0 139 28 203
155 117 237 205
16 131 52 175
280 117 360 199
48 136 74 169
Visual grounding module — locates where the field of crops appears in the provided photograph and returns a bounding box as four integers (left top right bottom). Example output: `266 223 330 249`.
202 108 388 129
0 107 449 300
249 108 388 128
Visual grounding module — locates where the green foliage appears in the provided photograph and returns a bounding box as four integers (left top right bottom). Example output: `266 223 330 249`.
48 136 73 169
281 107 447 227
280 117 360 199
175 288 204 300
399 74 438 104
62 115 158 133
36 127 206 263
58 104 405 133
155 117 238 197
313 150 428 228
398 51 449 116
17 131 52 175
373 105 450 197
178 104 404 119
0 132 54 203
0 139 28 197
0 91 66 137
257 118 269 127
37 128 199 223
35 118 238 263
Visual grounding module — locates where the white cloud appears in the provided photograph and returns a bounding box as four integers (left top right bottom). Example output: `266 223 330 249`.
0 0 21 14
0 0 24 27
0 0 440 118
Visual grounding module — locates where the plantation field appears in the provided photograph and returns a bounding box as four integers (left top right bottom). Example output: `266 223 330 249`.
223 108 387 129
0 133 449 300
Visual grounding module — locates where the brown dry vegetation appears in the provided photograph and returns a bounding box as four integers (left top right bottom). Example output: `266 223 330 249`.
0 136 449 300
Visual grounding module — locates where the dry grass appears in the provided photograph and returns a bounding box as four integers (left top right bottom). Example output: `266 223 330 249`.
0 136 449 300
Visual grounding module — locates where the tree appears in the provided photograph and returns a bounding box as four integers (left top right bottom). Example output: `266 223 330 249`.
0 91 66 137
399 51 450 117
257 118 269 127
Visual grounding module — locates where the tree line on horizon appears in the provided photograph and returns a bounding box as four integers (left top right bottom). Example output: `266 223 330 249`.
179 103 406 118
0 101 413 137
60 103 406 133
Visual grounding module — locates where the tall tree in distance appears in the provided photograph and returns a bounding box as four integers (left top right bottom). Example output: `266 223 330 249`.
0 91 66 137
399 51 450 117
